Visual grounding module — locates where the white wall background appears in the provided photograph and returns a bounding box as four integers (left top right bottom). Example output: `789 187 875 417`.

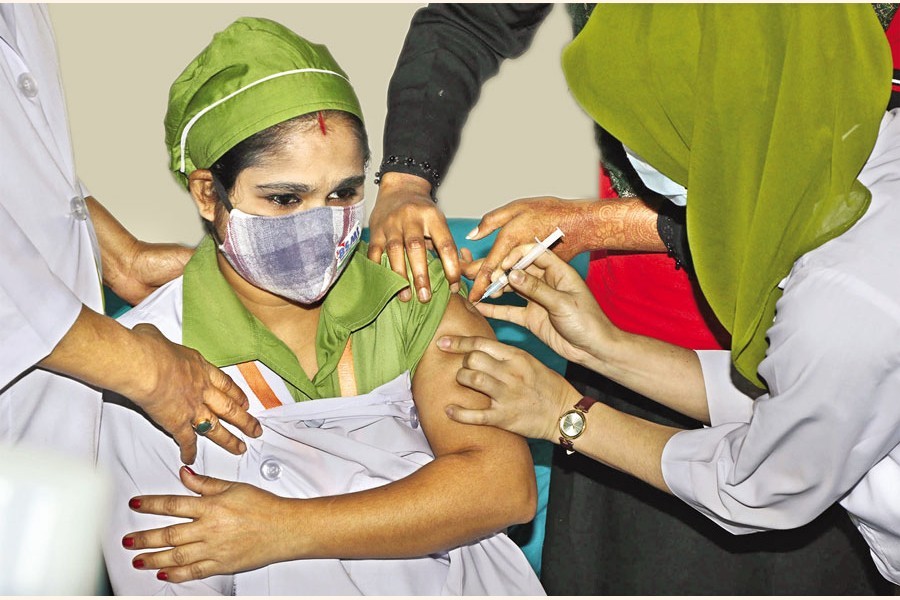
51 3 598 246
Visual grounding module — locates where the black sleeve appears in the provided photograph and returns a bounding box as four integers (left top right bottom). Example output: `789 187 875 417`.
656 200 693 274
379 3 553 190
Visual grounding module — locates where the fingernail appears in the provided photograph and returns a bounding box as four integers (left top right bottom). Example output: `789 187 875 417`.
450 282 460 293
182 465 197 476
157 571 168 581
128 498 141 510
509 270 524 284
444 406 455 418
237 441 247 453
465 227 479 240
123 537 135 548
399 288 411 302
436 336 450 349
418 287 430 302
132 559 145 569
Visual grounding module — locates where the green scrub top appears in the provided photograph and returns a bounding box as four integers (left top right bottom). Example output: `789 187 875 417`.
182 237 454 402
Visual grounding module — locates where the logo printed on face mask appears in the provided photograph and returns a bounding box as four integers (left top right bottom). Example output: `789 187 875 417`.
335 223 361 266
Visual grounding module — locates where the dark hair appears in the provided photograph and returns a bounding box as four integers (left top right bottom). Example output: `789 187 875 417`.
209 110 369 195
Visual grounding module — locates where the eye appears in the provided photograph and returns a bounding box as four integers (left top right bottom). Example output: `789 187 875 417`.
327 187 362 203
267 194 301 207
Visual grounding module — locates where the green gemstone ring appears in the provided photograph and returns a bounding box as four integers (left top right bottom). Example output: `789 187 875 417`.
192 419 215 436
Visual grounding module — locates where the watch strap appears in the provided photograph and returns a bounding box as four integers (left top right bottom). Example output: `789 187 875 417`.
575 395 598 413
559 396 598 454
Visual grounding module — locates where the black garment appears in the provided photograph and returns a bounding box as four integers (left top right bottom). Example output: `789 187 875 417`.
383 3 552 188
546 364 891 595
382 3 691 267
384 4 891 594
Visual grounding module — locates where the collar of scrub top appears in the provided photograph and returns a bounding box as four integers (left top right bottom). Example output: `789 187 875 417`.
181 236 409 400
236 335 358 411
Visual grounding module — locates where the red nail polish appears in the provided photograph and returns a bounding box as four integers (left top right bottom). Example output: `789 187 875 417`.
183 465 197 476
157 571 168 581
122 537 134 548
132 559 144 569
128 498 141 510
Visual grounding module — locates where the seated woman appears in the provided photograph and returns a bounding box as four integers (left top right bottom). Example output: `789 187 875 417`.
98 17 542 596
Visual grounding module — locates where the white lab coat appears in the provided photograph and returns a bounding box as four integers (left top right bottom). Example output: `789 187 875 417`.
99 278 545 596
0 4 103 459
661 110 900 584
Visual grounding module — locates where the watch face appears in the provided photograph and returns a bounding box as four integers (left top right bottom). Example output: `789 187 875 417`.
560 410 585 439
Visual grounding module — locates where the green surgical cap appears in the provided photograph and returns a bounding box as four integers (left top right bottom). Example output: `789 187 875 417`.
165 17 364 188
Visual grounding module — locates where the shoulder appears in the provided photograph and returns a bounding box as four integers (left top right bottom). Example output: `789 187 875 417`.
368 243 462 300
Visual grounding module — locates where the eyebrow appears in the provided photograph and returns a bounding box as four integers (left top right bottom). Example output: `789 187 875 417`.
334 175 366 190
255 174 366 195
255 182 311 195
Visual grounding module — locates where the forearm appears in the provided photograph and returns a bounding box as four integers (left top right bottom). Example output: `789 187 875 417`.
85 196 140 290
565 402 682 493
532 331 706 494
583 328 710 423
271 448 536 560
85 196 192 305
38 304 152 399
585 196 666 253
472 195 666 265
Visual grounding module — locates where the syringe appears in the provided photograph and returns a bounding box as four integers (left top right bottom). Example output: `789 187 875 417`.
473 227 565 305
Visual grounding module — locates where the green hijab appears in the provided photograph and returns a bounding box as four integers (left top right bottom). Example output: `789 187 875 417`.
563 4 891 388
165 17 364 189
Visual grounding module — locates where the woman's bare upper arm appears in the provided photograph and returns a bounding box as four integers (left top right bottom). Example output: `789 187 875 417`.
411 294 532 462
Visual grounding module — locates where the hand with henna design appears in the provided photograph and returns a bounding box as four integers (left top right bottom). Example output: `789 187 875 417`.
461 195 665 302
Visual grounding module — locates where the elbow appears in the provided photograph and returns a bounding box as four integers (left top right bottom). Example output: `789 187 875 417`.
467 451 537 528
516 477 538 525
499 462 539 526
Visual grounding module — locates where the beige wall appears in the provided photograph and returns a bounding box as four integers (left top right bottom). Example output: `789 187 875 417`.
50 4 598 246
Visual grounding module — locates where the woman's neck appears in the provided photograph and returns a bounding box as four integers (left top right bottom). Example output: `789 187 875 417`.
216 252 321 379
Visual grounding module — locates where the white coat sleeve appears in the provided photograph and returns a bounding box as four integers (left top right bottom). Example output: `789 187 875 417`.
663 263 900 534
695 350 754 426
661 110 900 536
0 200 82 390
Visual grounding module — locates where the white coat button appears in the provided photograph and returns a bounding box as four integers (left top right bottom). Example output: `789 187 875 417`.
70 196 88 221
18 73 38 98
306 419 324 428
260 459 282 481
408 405 419 429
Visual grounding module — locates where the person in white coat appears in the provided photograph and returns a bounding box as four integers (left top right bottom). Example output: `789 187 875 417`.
0 3 261 466
436 4 900 588
98 17 542 595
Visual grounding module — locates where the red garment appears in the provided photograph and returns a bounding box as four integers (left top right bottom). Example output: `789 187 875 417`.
586 167 728 351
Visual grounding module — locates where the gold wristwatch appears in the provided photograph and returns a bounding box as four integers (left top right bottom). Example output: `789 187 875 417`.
558 396 598 455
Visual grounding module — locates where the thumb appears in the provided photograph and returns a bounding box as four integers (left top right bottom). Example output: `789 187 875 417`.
180 465 229 496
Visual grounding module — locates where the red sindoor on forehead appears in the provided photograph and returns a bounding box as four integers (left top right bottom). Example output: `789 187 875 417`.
317 111 327 136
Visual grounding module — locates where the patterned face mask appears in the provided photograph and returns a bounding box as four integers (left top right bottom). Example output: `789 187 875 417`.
218 200 364 304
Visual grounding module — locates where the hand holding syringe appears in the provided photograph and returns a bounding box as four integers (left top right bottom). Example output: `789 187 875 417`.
474 227 565 305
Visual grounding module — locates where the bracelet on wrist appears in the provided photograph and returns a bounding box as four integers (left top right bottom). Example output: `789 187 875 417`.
374 155 441 201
